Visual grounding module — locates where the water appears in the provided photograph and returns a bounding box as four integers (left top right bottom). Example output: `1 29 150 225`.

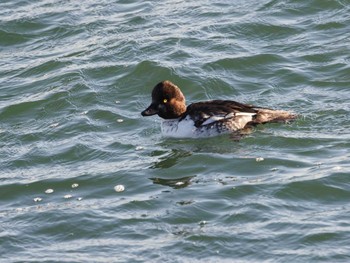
1 0 350 262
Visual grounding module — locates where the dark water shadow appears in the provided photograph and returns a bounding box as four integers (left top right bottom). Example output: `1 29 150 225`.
149 175 196 189
149 149 192 169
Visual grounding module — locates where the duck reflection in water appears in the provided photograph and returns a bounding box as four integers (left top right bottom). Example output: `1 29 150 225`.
150 175 195 189
150 148 191 169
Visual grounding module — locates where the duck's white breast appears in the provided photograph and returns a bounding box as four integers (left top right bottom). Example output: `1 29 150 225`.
161 116 198 138
161 115 235 138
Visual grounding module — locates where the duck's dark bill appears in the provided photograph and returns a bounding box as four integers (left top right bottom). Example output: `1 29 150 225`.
141 104 158 116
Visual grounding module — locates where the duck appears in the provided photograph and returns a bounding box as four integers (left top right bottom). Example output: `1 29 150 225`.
141 80 297 138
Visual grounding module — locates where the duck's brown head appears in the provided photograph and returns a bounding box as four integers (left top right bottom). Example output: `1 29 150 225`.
141 81 186 119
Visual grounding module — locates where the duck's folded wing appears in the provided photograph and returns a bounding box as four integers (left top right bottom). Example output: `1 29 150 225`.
182 100 258 128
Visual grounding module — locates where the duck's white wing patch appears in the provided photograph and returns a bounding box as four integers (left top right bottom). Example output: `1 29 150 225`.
201 112 256 126
201 115 225 125
235 112 256 117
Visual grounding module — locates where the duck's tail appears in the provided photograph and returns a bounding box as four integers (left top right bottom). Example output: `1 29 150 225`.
252 108 297 124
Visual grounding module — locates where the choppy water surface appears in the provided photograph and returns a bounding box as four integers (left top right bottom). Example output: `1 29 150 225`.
1 0 350 262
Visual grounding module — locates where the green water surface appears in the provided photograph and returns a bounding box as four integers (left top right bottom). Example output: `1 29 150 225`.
1 0 350 262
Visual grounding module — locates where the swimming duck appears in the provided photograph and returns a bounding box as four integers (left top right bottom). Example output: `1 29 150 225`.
141 80 296 138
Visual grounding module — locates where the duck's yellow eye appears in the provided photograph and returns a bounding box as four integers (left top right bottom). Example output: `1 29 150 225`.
163 99 168 103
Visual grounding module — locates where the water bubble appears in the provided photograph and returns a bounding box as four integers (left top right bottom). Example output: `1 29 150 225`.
71 183 79 188
256 157 264 162
77 197 83 201
64 194 73 199
135 146 144 151
115 100 120 104
114 185 125 192
199 220 207 226
34 197 42 202
175 182 184 186
117 119 124 123
49 123 59 128
45 189 54 194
